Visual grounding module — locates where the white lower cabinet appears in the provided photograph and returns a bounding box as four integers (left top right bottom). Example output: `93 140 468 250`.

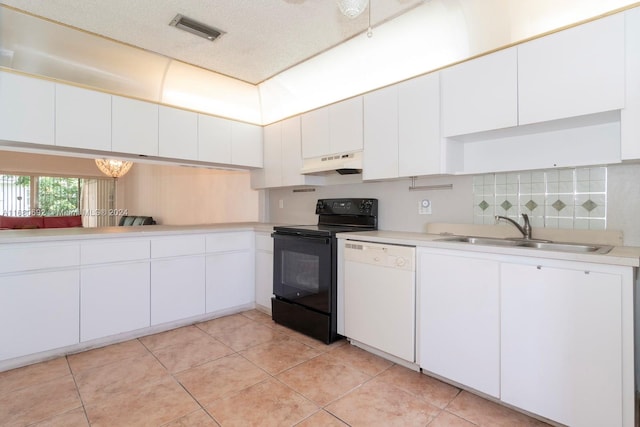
418 249 500 397
501 262 623 427
151 256 206 325
254 232 273 311
206 232 255 313
0 270 79 361
80 262 150 342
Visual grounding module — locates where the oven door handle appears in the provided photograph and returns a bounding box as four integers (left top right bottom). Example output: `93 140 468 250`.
271 233 331 245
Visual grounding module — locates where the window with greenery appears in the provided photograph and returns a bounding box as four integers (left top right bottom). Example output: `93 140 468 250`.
0 174 116 226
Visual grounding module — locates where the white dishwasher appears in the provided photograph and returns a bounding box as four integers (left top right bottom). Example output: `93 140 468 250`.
343 240 416 363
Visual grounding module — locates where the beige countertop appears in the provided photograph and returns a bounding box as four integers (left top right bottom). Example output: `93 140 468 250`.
0 222 278 244
337 230 640 268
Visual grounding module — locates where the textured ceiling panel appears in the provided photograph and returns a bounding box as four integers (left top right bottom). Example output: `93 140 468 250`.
0 0 423 83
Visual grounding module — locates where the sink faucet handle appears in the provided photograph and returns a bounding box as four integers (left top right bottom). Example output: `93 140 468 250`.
521 213 532 239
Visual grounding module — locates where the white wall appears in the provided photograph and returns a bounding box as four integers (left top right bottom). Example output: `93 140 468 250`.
266 163 640 247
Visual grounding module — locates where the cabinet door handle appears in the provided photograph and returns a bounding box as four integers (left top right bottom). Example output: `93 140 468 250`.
536 265 542 270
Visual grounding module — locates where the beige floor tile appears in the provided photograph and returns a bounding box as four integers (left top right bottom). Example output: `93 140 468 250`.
213 322 286 351
0 357 70 395
196 313 254 336
162 409 220 427
67 339 149 374
446 391 550 427
325 343 393 377
240 335 321 375
207 378 318 427
272 324 347 351
31 407 89 427
241 309 274 325
74 352 170 405
326 379 440 427
84 376 199 427
428 411 477 427
176 353 270 407
277 352 371 406
140 325 212 351
151 334 235 373
295 410 348 426
0 374 82 426
376 365 460 409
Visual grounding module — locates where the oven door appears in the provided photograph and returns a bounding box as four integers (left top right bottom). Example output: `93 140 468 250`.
272 232 332 313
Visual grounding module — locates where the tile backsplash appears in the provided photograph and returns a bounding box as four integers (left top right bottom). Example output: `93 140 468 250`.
473 167 607 230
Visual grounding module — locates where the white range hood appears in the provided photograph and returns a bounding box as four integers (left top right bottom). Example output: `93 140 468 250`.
300 151 363 175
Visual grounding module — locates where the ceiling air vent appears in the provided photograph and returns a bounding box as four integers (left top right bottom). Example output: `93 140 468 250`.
169 14 224 41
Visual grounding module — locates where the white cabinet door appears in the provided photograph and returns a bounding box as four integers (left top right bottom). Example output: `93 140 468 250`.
231 121 263 167
363 85 399 180
198 114 232 164
159 105 198 161
518 14 625 125
254 232 273 311
151 256 206 325
112 96 159 156
56 83 112 151
81 261 150 342
622 7 640 160
419 250 500 397
441 48 518 136
280 116 307 186
262 122 282 188
206 251 255 313
0 71 55 145
329 96 363 154
501 262 623 427
301 107 330 159
398 73 441 177
0 270 79 361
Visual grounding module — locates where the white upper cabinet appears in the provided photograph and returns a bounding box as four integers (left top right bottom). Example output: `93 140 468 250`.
252 116 323 189
364 73 442 180
622 7 640 161
112 96 159 156
302 96 363 158
56 83 112 151
0 71 55 146
301 107 330 159
398 73 441 177
198 114 232 164
441 48 518 137
158 105 198 161
231 121 263 168
329 96 363 154
363 85 399 181
518 13 625 125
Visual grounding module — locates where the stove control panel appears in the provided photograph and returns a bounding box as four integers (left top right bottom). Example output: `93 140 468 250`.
315 198 378 216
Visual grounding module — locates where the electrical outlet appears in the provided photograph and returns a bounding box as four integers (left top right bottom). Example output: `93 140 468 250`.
418 199 432 215
278 199 284 209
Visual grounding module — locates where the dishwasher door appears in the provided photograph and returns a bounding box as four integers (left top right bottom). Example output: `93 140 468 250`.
343 241 416 362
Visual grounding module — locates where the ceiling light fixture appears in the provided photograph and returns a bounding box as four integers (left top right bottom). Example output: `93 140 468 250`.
95 159 133 178
337 0 369 19
169 14 223 41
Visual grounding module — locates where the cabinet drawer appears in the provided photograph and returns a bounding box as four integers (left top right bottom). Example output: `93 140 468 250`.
0 243 79 274
255 233 273 252
151 235 205 258
81 239 150 265
206 232 252 253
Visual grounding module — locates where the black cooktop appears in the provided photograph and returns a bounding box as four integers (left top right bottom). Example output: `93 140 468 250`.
273 224 372 237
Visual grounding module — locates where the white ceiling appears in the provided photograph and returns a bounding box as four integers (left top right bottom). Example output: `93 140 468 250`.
0 0 423 84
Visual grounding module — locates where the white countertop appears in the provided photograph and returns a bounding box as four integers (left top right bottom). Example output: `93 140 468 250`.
0 222 278 244
337 230 640 268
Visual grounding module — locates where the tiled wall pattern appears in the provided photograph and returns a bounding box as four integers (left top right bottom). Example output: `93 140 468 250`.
473 167 607 230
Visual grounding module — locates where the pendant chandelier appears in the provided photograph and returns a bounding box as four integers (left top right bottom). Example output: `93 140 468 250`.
95 158 133 178
337 0 368 19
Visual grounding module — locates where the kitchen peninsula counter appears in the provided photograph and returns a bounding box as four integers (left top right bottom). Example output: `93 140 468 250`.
0 222 279 244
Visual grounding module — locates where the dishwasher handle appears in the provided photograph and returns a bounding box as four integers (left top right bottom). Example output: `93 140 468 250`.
344 241 415 271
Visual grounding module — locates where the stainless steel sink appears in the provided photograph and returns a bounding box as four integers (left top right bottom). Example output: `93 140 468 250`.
436 236 614 254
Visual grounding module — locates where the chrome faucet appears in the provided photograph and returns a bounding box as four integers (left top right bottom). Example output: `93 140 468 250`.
495 213 532 240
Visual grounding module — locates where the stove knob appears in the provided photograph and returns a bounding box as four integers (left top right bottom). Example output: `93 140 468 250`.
316 201 325 212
